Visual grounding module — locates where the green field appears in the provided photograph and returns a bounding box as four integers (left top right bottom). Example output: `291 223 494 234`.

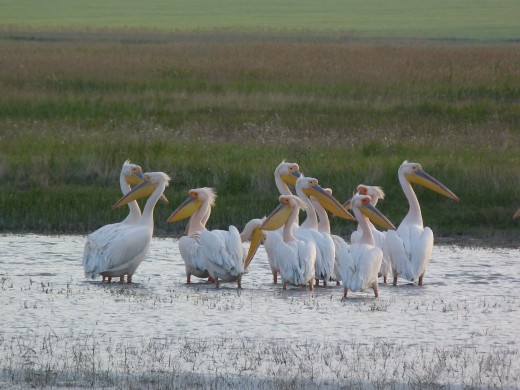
1 0 520 41
0 2 519 246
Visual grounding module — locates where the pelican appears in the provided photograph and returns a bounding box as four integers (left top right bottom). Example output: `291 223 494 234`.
83 160 144 282
311 188 348 285
514 209 520 219
92 171 171 283
295 176 336 287
167 188 263 288
261 195 317 290
338 194 396 298
274 161 302 196
386 161 459 286
347 185 391 283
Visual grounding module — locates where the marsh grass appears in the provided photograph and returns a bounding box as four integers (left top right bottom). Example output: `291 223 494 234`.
1 331 518 389
0 31 519 244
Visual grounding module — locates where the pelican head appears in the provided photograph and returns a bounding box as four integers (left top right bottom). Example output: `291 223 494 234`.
275 161 302 186
166 187 216 223
344 184 385 209
297 176 355 221
113 172 171 208
351 194 396 230
400 161 459 201
122 160 145 185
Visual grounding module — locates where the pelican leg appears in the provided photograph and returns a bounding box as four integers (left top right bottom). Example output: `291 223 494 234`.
343 287 348 298
309 282 314 291
127 275 132 284
102 275 106 282
323 280 328 287
315 278 319 286
237 276 242 289
336 280 340 286
383 275 387 284
208 276 214 283
186 273 191 284
272 271 278 284
107 276 112 283
373 284 379 298
282 282 287 290
418 273 425 286
392 275 398 286
215 278 220 288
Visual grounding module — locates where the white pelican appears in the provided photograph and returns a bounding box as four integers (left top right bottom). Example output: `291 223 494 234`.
94 172 171 283
347 185 391 283
83 160 144 282
295 176 336 287
386 161 459 286
311 188 348 285
167 188 263 288
338 194 396 298
261 195 317 290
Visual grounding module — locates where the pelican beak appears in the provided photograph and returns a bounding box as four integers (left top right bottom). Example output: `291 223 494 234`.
514 209 520 219
407 170 460 201
125 170 144 186
160 194 169 204
112 179 157 208
304 185 355 221
261 202 293 231
166 196 203 223
361 203 396 231
244 226 264 269
279 170 302 186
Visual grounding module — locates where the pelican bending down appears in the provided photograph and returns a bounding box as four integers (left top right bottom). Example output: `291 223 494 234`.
83 160 144 282
261 195 317 290
167 188 263 288
386 161 459 286
348 185 390 283
94 172 171 283
338 194 396 298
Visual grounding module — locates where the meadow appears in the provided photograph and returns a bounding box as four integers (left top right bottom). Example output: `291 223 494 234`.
0 30 519 245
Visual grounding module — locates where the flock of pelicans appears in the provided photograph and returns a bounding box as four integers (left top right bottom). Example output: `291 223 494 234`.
82 159 516 298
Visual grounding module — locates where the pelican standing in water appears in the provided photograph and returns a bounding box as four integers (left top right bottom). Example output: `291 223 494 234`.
93 172 171 283
386 161 459 286
167 188 264 288
348 185 391 283
83 160 144 282
261 195 317 290
338 194 396 298
295 176 336 287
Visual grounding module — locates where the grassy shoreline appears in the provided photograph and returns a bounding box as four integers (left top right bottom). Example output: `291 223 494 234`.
0 30 519 247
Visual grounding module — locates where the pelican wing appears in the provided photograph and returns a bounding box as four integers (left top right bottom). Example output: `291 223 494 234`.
277 240 316 286
200 226 244 276
341 243 382 292
264 230 283 273
387 225 433 282
179 235 207 272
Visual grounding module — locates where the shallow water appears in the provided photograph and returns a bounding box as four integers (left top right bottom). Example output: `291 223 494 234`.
1 234 519 387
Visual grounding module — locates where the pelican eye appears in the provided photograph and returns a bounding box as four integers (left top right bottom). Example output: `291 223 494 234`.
362 198 370 205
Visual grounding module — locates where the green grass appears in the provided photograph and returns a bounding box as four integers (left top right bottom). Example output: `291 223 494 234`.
1 0 520 41
0 32 519 245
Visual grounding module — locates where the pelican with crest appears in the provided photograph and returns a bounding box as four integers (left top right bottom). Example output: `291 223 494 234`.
386 161 459 286
167 187 264 288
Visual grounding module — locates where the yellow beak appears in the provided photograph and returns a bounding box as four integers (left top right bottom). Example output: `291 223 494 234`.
406 169 459 201
112 180 157 208
125 170 144 186
304 185 355 221
279 170 302 186
244 227 264 269
360 203 396 231
166 196 203 223
261 202 293 231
